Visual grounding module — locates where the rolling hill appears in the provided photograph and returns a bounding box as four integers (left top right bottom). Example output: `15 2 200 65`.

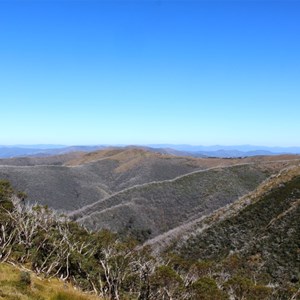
71 154 300 240
0 147 226 210
0 147 299 240
1 148 300 299
170 164 300 282
72 164 271 236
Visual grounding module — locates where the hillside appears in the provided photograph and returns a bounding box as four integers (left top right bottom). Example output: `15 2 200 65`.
0 147 299 227
2 178 299 300
0 147 298 212
173 165 300 282
72 162 292 240
0 148 208 210
1 160 300 299
0 263 99 300
0 147 277 211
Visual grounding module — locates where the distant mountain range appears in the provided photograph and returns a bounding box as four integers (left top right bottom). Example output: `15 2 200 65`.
149 144 300 153
0 145 106 158
149 144 300 156
0 144 300 158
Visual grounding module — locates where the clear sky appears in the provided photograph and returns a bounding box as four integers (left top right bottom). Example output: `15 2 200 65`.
0 0 299 146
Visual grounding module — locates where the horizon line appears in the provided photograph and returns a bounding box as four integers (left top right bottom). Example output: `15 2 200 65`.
1 143 300 149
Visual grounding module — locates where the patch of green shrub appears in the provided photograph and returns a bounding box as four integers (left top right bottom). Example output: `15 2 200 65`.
19 271 31 286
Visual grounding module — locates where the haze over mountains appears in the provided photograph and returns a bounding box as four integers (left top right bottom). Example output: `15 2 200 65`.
0 145 106 158
1 144 300 159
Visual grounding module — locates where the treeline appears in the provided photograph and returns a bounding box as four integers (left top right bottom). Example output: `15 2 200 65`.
0 180 299 299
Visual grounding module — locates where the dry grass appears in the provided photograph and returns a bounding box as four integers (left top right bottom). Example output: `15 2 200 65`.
65 148 124 166
0 263 99 300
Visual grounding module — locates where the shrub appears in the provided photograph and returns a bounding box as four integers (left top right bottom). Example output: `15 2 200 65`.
50 291 92 300
190 277 228 300
19 271 31 286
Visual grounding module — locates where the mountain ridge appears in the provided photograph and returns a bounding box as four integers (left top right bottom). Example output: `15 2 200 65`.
72 162 293 239
1 147 300 245
173 164 300 281
1 144 300 158
144 164 300 252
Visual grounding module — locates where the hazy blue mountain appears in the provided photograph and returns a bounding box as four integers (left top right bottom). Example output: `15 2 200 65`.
10 144 67 149
148 144 300 155
0 145 106 158
191 149 276 158
1 144 300 158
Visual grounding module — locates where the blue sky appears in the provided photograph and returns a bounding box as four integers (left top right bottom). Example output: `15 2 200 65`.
0 1 299 146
